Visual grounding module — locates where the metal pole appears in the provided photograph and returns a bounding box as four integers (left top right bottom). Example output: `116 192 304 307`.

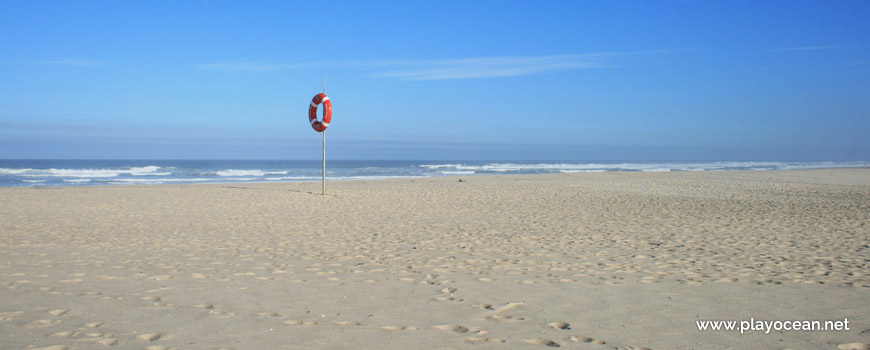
322 76 326 195
322 129 326 195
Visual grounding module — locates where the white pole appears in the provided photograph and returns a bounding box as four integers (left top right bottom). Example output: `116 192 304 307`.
322 129 325 195
322 76 326 195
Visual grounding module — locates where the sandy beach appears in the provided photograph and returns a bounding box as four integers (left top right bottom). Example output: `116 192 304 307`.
1 169 868 350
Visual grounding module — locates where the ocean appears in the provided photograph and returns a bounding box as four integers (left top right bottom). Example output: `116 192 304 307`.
0 160 867 188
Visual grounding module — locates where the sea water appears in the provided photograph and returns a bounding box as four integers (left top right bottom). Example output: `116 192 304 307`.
0 160 867 187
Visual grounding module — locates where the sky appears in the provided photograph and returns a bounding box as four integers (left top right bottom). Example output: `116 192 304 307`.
0 0 868 161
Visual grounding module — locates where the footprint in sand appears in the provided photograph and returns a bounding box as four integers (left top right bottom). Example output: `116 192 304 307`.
465 337 505 344
282 320 317 326
29 346 68 350
476 303 494 310
465 337 488 343
521 338 561 347
333 321 362 326
49 309 68 316
547 321 570 330
569 336 606 345
839 343 870 350
486 315 525 322
28 319 61 328
97 338 118 345
492 301 526 314
257 312 281 317
59 278 85 283
434 296 464 302
0 310 25 321
145 346 173 350
208 310 237 318
380 325 419 331
433 324 469 333
137 332 162 341
50 331 77 337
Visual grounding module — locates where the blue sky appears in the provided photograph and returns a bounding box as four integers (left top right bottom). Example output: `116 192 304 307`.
1 1 868 160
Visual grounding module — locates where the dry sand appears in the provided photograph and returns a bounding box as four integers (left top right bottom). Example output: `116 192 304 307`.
1 169 869 350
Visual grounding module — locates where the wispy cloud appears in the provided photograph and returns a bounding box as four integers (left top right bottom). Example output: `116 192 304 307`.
367 50 676 80
367 55 602 80
772 45 856 52
0 59 104 66
199 50 675 80
198 60 312 72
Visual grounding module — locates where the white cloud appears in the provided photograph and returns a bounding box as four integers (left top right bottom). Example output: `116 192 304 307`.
367 55 603 80
368 50 678 80
199 50 674 79
772 45 855 52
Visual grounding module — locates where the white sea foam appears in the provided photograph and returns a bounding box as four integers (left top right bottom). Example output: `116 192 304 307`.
14 166 166 178
643 168 673 172
21 179 47 183
0 168 35 174
419 164 465 170
109 178 206 183
62 179 91 183
420 161 870 173
216 169 266 177
334 175 430 181
440 171 475 175
559 169 605 173
129 166 162 174
34 169 119 177
265 176 320 181
108 180 164 185
422 163 611 172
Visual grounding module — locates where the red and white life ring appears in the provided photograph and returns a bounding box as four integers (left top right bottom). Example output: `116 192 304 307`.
308 93 332 132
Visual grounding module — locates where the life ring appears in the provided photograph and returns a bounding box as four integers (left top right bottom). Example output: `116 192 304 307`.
308 93 332 132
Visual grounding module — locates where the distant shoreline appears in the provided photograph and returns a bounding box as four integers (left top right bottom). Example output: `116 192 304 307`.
3 167 869 191
1 159 868 188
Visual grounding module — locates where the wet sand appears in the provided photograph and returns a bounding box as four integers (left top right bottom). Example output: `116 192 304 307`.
1 169 869 349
